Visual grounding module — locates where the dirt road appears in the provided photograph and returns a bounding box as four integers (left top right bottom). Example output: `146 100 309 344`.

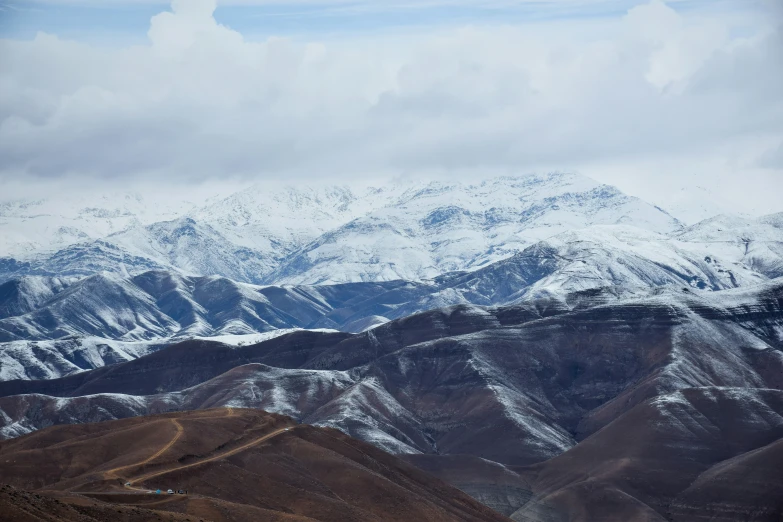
129 426 290 486
99 408 290 492
104 418 184 482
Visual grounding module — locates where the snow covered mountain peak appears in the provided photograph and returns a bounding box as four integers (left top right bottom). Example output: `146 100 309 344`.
195 183 360 224
187 182 406 253
265 174 684 284
1 173 779 287
393 172 600 207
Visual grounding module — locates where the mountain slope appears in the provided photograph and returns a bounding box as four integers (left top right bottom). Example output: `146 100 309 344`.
0 337 168 382
0 272 179 342
1 280 781 518
674 213 783 279
3 218 783 382
0 276 75 318
3 279 781 453
668 436 783 521
445 225 771 301
0 484 198 522
512 387 783 521
0 408 509 522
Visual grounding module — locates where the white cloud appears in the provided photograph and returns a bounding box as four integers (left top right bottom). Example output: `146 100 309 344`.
0 0 781 214
759 142 783 169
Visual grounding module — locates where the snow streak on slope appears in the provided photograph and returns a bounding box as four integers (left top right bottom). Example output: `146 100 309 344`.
0 337 164 381
0 329 340 381
3 217 783 382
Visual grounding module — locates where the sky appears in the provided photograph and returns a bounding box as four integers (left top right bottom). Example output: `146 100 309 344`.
0 0 782 215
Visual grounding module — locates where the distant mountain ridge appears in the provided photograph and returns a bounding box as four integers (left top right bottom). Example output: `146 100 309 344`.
4 174 780 290
0 173 687 284
266 174 683 284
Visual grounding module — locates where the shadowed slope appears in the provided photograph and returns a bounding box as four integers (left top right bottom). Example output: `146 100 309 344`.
511 388 783 521
0 484 207 522
668 437 783 521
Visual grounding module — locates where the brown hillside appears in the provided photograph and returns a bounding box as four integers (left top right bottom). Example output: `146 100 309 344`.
0 408 509 522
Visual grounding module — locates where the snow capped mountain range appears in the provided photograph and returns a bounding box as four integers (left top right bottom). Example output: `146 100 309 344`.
0 191 200 260
267 174 683 284
1 173 690 284
3 215 783 381
1 174 782 521
1 172 782 380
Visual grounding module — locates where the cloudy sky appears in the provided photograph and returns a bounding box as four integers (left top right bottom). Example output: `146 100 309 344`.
0 0 781 214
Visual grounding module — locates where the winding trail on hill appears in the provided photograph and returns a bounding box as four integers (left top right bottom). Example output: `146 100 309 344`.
101 407 291 493
128 426 290 487
104 419 184 482
104 407 234 487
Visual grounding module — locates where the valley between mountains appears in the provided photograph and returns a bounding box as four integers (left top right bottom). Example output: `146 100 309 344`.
1 173 782 521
